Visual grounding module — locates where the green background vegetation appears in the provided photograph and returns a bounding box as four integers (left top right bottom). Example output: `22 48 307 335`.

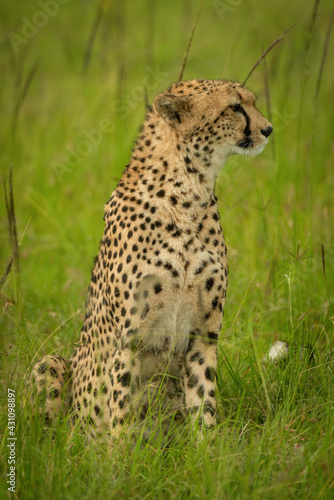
1 0 333 498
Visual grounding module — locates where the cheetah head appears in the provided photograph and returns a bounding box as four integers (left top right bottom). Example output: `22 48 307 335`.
154 79 273 170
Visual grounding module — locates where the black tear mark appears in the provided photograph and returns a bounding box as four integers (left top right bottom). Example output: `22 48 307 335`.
238 105 251 137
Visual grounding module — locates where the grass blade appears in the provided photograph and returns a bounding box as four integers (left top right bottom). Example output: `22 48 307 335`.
262 51 275 159
178 0 204 81
145 0 156 70
298 0 321 161
82 0 105 74
315 10 334 106
11 60 39 138
242 23 296 86
3 167 20 310
4 167 19 275
0 259 13 295
321 245 330 304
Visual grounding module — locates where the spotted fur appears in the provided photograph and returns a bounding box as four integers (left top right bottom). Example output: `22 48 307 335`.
30 79 272 435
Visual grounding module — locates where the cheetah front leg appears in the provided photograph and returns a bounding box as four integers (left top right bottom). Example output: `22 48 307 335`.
108 344 141 438
29 355 72 423
183 335 218 429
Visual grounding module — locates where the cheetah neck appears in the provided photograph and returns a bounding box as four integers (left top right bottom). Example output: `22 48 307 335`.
120 112 225 228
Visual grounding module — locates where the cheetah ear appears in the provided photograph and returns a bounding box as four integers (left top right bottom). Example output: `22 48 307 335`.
154 93 192 127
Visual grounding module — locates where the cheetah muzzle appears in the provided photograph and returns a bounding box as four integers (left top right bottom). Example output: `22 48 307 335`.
30 79 273 436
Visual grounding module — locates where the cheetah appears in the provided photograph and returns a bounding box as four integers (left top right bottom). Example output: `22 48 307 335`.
30 79 273 436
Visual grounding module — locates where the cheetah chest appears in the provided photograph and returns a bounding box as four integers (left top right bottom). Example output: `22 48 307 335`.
136 234 228 355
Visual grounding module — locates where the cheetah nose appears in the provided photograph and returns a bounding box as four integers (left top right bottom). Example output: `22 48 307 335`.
261 125 273 138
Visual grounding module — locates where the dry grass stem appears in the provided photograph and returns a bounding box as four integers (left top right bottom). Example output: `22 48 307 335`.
11 60 39 138
242 23 296 86
82 0 105 74
4 167 19 275
321 245 330 303
178 0 204 81
262 53 275 159
315 10 334 104
144 86 150 112
0 259 13 296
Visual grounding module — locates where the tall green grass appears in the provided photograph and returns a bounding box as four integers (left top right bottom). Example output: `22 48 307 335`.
1 0 333 498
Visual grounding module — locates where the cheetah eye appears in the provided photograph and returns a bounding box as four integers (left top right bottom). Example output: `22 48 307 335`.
229 104 242 113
